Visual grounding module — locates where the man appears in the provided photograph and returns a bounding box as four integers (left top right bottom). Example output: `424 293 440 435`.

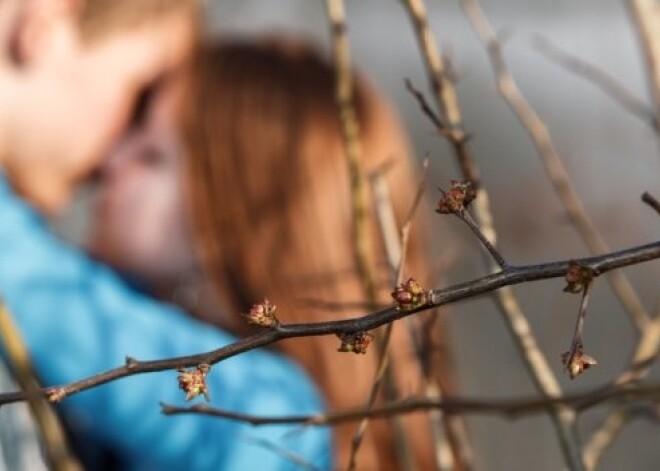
0 1 197 466
0 0 197 213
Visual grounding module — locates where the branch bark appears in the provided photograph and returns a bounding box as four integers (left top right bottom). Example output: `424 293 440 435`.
0 240 657 408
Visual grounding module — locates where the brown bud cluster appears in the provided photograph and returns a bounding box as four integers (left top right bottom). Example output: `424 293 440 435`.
561 347 597 380
47 387 66 403
243 299 279 328
563 262 595 294
337 332 374 355
436 180 476 214
391 277 429 311
177 363 211 401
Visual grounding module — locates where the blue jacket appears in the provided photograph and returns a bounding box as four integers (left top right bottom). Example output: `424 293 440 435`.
0 173 332 470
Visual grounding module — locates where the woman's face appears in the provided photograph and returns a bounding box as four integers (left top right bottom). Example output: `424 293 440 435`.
88 78 196 286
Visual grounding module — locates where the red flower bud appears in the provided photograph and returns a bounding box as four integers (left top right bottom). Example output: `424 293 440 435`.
337 332 374 355
243 299 279 328
177 363 211 401
391 277 429 311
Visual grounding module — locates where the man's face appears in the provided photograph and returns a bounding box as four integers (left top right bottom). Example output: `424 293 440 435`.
5 9 195 212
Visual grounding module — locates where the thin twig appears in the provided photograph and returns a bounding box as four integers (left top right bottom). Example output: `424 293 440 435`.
244 436 323 471
398 157 430 284
0 301 81 471
346 325 410 471
628 0 660 129
162 382 660 425
405 79 446 131
401 0 582 467
325 2 388 467
400 0 479 188
568 283 592 363
0 241 655 409
370 164 404 279
325 0 378 305
398 159 461 471
533 34 658 131
457 210 508 270
642 191 660 216
361 160 433 471
581 301 660 467
583 408 636 471
462 0 651 333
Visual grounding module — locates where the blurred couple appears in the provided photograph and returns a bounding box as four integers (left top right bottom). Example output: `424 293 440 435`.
0 0 444 469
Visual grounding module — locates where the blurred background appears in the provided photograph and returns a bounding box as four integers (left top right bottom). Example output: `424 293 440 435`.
56 1 660 469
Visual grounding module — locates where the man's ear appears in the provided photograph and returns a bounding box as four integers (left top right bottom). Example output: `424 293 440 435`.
5 0 82 68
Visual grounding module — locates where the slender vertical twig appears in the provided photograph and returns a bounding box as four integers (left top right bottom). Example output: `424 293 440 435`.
457 210 508 270
642 191 660 216
583 408 636 470
401 0 584 468
325 2 412 469
628 0 660 129
0 301 82 471
325 0 378 305
399 0 479 187
371 159 464 471
462 0 651 333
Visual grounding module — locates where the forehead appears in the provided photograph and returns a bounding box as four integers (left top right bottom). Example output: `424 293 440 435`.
82 11 196 80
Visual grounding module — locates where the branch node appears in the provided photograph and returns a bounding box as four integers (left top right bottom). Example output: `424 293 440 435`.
177 364 211 402
563 261 596 294
46 387 66 404
642 191 660 217
337 331 374 355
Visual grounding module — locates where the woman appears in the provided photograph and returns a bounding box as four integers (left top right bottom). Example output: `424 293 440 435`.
91 38 454 470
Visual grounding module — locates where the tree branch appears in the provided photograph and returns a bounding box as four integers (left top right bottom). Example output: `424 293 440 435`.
462 0 651 334
0 240 657 408
161 382 660 425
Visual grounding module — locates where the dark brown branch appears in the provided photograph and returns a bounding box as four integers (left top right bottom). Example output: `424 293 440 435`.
563 281 596 379
457 210 508 269
0 240 659 407
642 191 660 216
161 382 660 425
405 79 446 131
401 0 480 189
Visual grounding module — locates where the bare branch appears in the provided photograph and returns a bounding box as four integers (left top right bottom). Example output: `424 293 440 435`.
0 301 82 471
366 159 434 471
462 0 651 334
628 0 660 128
162 382 660 425
457 210 508 270
399 157 430 284
642 191 660 216
405 79 446 132
583 408 638 471
402 0 582 466
400 0 479 188
0 240 656 408
325 0 378 305
401 0 564 439
562 280 597 380
401 5 569 453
